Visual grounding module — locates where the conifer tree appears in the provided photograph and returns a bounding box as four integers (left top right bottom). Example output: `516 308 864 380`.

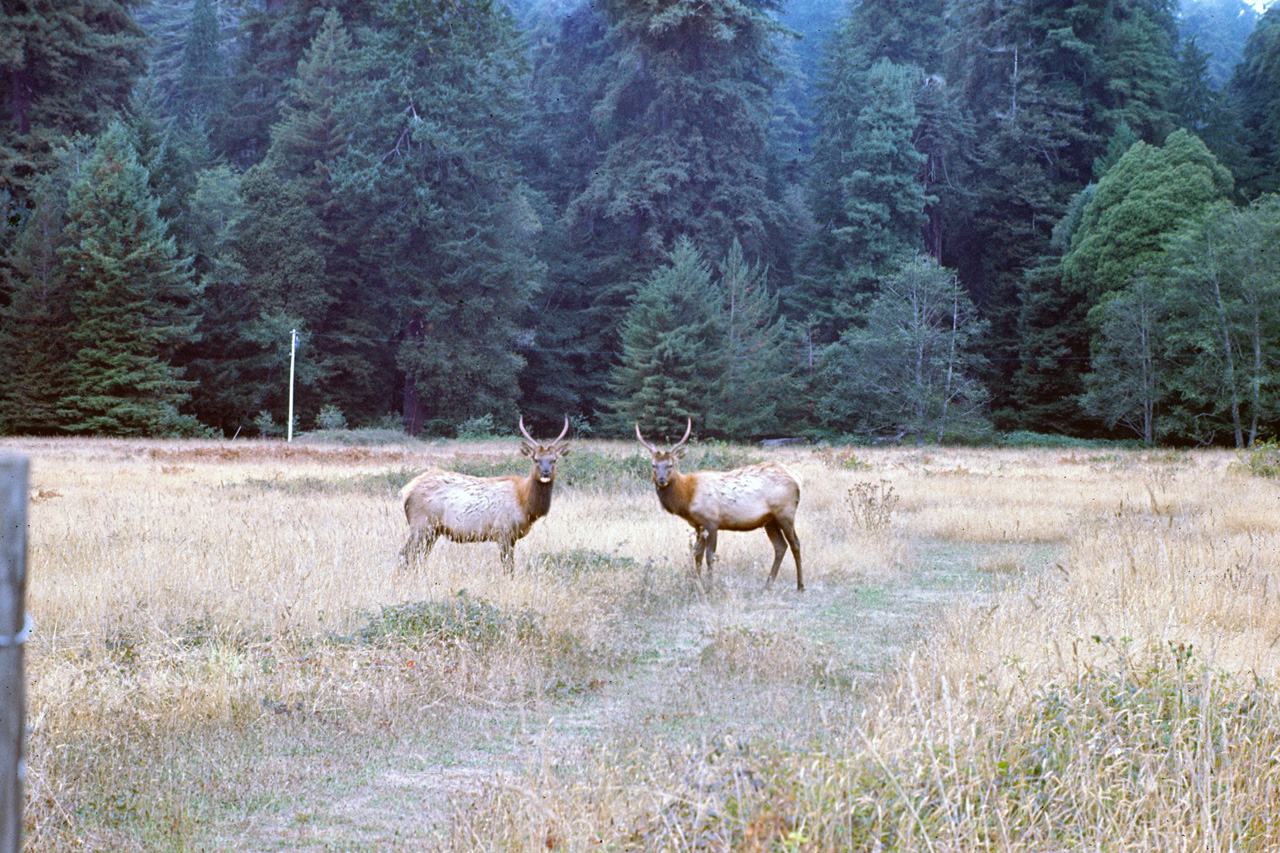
818 257 990 443
797 59 931 341
610 239 723 436
567 0 793 279
714 238 795 438
57 123 204 435
1227 6 1280 198
176 0 226 119
229 10 396 429
0 0 148 206
0 150 85 432
334 0 541 434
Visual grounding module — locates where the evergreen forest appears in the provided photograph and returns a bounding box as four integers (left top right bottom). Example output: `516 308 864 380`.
3 0 1280 446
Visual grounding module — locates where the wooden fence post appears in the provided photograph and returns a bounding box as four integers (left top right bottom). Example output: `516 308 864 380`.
0 453 28 853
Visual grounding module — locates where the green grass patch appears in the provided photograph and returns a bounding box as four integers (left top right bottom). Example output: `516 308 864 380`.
354 590 543 650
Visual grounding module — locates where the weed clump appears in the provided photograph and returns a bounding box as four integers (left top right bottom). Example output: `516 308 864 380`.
355 591 542 650
1234 439 1280 478
847 480 899 533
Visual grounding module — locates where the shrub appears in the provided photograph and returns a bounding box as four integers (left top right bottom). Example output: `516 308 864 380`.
314 404 348 431
1234 439 1280 478
456 413 497 440
355 591 542 650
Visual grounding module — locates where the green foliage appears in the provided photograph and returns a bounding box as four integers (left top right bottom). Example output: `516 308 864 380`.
175 0 225 118
456 414 498 441
314 405 348 431
554 449 651 491
0 0 148 205
712 238 797 437
532 548 642 580
1064 130 1234 304
1081 273 1171 444
56 122 205 436
335 0 540 434
819 257 991 443
1151 195 1280 446
1227 6 1280 198
610 238 797 440
609 238 723 436
356 592 542 650
1233 439 1280 478
799 58 932 340
0 144 85 432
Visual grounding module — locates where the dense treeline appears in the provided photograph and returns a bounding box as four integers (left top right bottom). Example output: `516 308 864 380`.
2 0 1279 444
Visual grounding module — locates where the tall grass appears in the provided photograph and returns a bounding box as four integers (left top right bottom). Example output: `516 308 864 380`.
9 438 1279 850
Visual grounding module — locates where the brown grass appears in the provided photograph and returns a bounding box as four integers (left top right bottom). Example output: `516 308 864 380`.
8 436 1280 850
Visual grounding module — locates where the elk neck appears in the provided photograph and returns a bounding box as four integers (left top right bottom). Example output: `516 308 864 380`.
655 469 695 518
520 468 555 520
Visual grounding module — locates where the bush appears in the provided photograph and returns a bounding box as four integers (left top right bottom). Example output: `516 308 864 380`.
456 413 497 440
355 591 542 650
1234 439 1280 478
314 404 348 431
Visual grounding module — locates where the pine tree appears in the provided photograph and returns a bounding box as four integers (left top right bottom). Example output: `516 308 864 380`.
1227 6 1280 198
566 0 793 277
56 123 204 435
0 0 148 207
610 239 723 436
798 59 931 341
941 0 1178 425
714 238 794 438
228 10 397 429
333 0 541 434
0 148 87 432
175 0 226 119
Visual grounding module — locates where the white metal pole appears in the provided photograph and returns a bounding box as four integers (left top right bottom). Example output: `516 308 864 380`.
287 329 297 442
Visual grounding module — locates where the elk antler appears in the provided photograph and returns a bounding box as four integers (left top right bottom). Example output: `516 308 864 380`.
520 415 571 447
670 417 693 453
635 423 656 453
518 416 537 446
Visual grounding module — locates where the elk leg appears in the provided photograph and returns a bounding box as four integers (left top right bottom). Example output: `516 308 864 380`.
703 527 718 582
693 528 707 572
780 519 803 591
499 540 516 576
401 527 438 569
764 521 788 589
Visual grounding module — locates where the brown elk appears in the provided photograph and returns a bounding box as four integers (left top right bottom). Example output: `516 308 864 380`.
400 417 570 573
636 418 803 591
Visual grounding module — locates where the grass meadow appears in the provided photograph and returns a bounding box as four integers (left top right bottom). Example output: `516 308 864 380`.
8 435 1280 850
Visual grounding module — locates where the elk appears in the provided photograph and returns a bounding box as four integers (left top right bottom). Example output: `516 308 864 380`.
636 418 803 591
400 417 570 574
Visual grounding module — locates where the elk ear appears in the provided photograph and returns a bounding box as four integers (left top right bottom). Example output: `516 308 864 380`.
556 443 571 456
671 445 687 460
519 442 535 457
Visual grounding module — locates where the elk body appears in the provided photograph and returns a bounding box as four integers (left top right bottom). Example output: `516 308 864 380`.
400 417 570 573
636 419 803 591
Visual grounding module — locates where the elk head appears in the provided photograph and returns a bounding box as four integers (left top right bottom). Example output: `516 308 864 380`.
635 417 692 487
519 416 571 482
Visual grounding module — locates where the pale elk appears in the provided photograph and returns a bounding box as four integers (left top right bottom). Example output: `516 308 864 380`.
400 417 570 573
635 418 803 590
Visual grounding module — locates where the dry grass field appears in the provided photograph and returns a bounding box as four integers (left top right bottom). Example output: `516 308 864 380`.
8 435 1280 850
